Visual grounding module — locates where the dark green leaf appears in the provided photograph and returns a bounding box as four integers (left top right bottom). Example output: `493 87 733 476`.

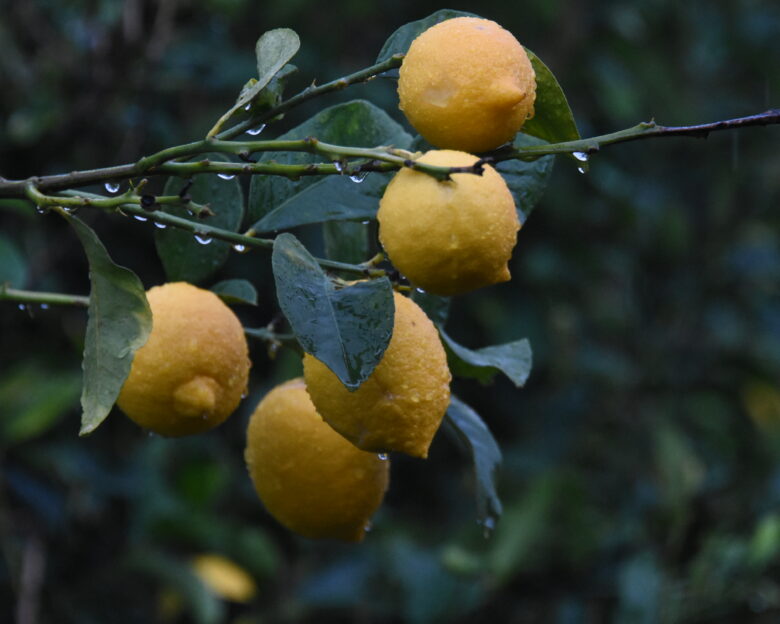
156 154 244 284
411 289 451 326
272 233 393 389
323 221 370 264
253 174 386 232
0 234 28 287
64 213 152 436
440 328 532 387
522 48 580 144
496 133 555 224
375 9 479 63
444 396 503 530
248 100 411 224
207 28 300 137
211 279 258 305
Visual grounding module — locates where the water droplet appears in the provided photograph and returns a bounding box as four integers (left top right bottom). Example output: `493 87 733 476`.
577 166 587 175
194 233 212 245
241 390 249 399
35 205 48 215
361 220 370 225
244 103 252 111
133 214 148 222
377 453 388 461
414 287 426 294
482 516 496 539
246 124 266 136
217 173 236 180
40 303 49 310
232 243 247 253
17 303 25 311
334 161 344 173
153 222 167 229
349 172 368 183
364 521 373 533
104 181 120 194
572 151 589 162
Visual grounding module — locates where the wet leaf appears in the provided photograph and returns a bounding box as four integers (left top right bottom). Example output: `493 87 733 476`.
497 133 555 223
411 290 451 326
440 329 532 387
443 397 503 529
211 279 257 305
253 174 385 232
156 154 244 284
248 100 411 224
323 221 370 265
207 28 300 137
64 213 152 435
272 233 393 389
522 49 581 144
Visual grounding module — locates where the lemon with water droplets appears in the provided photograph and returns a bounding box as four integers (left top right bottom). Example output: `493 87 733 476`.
398 16 536 153
303 291 451 459
245 378 389 542
378 149 520 296
116 282 251 436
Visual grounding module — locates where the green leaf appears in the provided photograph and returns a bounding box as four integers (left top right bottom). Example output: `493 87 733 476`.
440 328 532 387
522 48 581 144
156 154 244 284
211 279 257 305
248 99 412 224
496 133 555 224
206 28 300 137
443 396 503 530
0 234 28 287
253 174 385 232
64 213 152 436
411 289 451 326
375 9 480 63
272 233 393 390
323 221 370 264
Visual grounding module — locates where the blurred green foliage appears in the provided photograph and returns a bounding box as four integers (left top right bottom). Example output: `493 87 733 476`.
2 0 780 622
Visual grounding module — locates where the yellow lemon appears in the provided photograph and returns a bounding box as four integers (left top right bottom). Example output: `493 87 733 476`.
116 282 250 436
378 149 520 296
303 292 451 459
245 378 389 542
398 16 536 153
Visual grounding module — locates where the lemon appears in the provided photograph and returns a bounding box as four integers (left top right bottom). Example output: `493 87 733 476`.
245 378 389 542
116 282 250 436
398 16 536 153
378 149 520 296
303 291 451 459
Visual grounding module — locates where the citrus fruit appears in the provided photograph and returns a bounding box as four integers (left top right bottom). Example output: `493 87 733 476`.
245 378 389 542
398 16 536 153
303 291 451 459
377 149 520 296
116 282 250 436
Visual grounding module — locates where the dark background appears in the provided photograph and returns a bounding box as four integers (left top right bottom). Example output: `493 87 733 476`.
2 1 780 622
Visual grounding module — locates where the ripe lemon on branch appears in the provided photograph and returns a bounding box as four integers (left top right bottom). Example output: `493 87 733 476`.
303 291 451 459
116 282 251 436
398 16 536 153
245 378 389 542
378 149 520 296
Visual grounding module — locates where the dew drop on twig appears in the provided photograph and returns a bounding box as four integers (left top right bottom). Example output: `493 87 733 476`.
572 151 589 162
104 181 120 194
153 222 167 229
133 215 148 222
233 243 247 253
334 161 344 174
217 173 236 180
377 453 388 461
246 124 266 136
349 172 369 183
194 233 212 245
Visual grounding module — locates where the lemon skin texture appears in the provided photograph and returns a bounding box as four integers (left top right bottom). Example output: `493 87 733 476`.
245 378 390 542
398 16 536 153
117 282 251 436
303 292 451 459
378 149 520 296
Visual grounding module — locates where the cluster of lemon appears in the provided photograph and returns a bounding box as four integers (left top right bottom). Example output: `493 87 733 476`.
116 17 536 542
